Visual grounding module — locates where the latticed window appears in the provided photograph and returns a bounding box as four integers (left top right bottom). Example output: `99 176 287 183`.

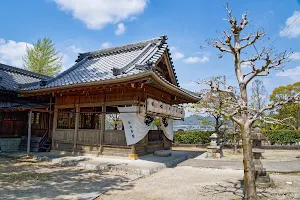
57 109 75 129
79 107 102 129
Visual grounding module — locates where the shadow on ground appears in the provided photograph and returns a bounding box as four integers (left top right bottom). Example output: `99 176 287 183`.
0 157 135 200
199 179 298 200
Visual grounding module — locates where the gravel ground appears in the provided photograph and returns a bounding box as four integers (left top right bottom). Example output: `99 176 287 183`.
172 147 300 161
99 166 300 200
0 157 139 200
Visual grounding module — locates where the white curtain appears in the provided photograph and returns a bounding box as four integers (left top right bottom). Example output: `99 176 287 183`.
160 118 174 141
118 106 152 145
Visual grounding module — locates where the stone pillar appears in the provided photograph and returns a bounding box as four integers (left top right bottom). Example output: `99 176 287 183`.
251 127 271 188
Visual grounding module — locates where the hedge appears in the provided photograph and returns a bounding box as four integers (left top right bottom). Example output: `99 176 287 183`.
263 130 300 145
174 131 214 144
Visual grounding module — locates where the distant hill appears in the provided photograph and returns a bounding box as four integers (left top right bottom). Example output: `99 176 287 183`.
173 115 215 131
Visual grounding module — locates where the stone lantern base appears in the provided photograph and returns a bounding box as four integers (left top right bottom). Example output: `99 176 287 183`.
207 146 222 159
255 168 272 188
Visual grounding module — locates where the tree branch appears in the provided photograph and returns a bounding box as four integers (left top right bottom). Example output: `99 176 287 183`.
263 116 297 130
240 30 266 49
215 41 232 53
251 92 300 122
244 50 291 85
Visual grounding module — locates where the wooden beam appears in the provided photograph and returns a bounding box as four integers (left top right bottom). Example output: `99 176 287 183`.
73 105 80 152
32 109 53 113
51 108 58 151
26 110 33 158
100 104 106 153
55 100 138 109
162 53 177 86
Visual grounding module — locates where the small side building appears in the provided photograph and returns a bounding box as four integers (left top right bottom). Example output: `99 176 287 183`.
0 64 51 151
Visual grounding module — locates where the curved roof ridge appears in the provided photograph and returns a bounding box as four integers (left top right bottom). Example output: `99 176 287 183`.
76 35 167 62
0 63 50 79
44 56 89 85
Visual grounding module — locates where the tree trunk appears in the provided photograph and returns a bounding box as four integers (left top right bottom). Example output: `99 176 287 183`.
215 116 220 134
233 121 238 153
233 31 258 199
241 124 258 200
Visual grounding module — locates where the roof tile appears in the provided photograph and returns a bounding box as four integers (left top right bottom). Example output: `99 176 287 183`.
21 36 181 91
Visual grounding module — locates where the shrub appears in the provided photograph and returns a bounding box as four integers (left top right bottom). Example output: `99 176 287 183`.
174 131 214 144
263 130 300 145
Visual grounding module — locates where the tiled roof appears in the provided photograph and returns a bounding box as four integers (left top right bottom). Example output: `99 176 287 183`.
21 35 180 91
0 63 49 92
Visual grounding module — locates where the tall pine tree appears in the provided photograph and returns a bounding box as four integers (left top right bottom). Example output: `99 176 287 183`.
23 37 62 77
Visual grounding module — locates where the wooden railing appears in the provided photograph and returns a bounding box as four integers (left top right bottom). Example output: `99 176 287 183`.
104 130 127 146
54 129 127 146
55 129 74 143
77 129 99 145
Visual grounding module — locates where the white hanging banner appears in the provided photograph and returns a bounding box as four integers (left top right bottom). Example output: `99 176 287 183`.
160 118 174 141
118 106 153 145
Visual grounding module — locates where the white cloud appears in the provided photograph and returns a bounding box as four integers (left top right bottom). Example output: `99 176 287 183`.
276 66 300 81
280 11 300 38
53 0 147 30
61 44 85 71
60 53 72 71
0 38 33 68
241 61 252 69
66 45 83 54
101 42 112 49
169 46 184 61
290 52 300 60
115 23 126 35
183 56 209 64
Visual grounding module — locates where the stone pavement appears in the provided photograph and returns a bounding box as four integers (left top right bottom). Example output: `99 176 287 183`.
0 150 204 176
180 159 300 173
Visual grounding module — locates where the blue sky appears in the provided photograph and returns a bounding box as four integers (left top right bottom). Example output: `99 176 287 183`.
0 0 300 96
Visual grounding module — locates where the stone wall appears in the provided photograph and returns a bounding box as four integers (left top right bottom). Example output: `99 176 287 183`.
0 138 21 151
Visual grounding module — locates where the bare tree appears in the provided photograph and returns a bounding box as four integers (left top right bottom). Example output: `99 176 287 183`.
202 4 298 199
251 79 268 111
192 76 228 137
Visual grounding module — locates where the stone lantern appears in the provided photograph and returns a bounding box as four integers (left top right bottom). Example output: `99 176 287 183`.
207 133 222 159
251 127 271 188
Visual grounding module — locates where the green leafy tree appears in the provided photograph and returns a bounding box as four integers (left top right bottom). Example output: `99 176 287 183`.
269 82 300 130
23 37 62 77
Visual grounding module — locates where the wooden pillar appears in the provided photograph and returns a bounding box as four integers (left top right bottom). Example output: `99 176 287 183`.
51 107 58 151
48 96 52 138
26 110 33 158
129 144 138 160
100 104 106 153
73 105 80 151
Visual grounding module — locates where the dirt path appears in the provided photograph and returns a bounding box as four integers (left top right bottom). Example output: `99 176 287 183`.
99 166 300 200
0 157 138 200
